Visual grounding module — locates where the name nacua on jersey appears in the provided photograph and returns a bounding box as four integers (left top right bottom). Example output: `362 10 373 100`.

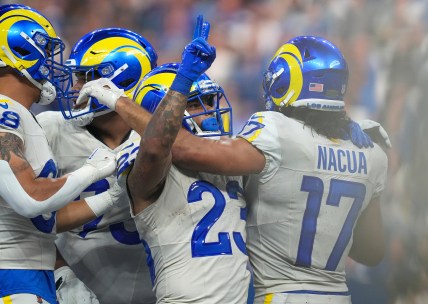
316 145 368 175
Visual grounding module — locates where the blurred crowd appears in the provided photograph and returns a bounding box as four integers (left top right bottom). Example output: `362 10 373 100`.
4 0 428 303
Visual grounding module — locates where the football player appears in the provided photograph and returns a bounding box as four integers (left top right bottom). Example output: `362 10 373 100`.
76 16 251 304
0 5 116 304
75 19 389 304
37 28 158 304
161 36 389 304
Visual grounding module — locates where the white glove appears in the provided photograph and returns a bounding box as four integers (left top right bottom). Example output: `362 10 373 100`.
83 148 117 183
85 181 123 217
75 78 125 110
55 266 100 304
358 119 392 149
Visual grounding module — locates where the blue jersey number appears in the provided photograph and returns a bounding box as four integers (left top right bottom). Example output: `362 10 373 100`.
31 159 58 234
0 110 20 129
296 175 366 271
77 179 140 245
238 114 265 137
187 180 246 257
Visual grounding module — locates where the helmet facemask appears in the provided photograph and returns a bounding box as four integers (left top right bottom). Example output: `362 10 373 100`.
182 79 233 137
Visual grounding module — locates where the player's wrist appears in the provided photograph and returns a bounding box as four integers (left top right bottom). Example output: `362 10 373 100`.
170 72 194 96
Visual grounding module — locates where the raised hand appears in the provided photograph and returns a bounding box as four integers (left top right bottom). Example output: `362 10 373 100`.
75 78 125 110
171 15 216 95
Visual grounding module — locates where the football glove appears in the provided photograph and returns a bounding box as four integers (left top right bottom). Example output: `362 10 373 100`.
75 78 125 110
83 148 117 183
347 120 374 148
171 15 216 95
55 266 100 304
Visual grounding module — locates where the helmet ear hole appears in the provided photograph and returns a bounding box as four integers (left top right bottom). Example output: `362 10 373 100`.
118 78 135 88
13 47 31 56
304 48 311 59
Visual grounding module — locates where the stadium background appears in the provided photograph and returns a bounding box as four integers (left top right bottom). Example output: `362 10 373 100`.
3 0 428 303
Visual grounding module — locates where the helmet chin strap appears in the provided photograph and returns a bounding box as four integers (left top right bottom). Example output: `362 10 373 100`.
1 45 56 105
35 80 56 105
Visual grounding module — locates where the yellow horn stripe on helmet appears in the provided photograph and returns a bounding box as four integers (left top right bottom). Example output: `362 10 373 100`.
0 8 57 37
134 72 176 106
271 43 304 107
0 16 38 70
80 37 151 67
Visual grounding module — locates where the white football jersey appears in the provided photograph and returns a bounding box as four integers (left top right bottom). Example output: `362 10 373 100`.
238 111 387 299
37 112 156 304
130 163 250 304
0 95 57 271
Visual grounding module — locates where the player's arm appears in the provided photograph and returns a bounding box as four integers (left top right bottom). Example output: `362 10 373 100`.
130 16 217 213
349 197 385 266
0 131 67 199
111 97 266 176
173 133 265 175
56 200 95 233
128 89 187 212
56 180 122 233
0 131 116 218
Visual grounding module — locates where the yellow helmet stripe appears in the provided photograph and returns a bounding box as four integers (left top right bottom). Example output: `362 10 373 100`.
0 17 38 69
271 43 303 107
0 8 57 37
134 72 176 106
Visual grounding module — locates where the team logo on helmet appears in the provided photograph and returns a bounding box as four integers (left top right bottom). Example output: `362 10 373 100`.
263 36 348 112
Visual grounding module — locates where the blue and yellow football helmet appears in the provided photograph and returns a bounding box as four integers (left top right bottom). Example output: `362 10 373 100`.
134 62 233 137
263 36 348 111
0 4 71 105
59 27 157 121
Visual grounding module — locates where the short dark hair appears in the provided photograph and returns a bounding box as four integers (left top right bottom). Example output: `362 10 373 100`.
280 106 350 139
